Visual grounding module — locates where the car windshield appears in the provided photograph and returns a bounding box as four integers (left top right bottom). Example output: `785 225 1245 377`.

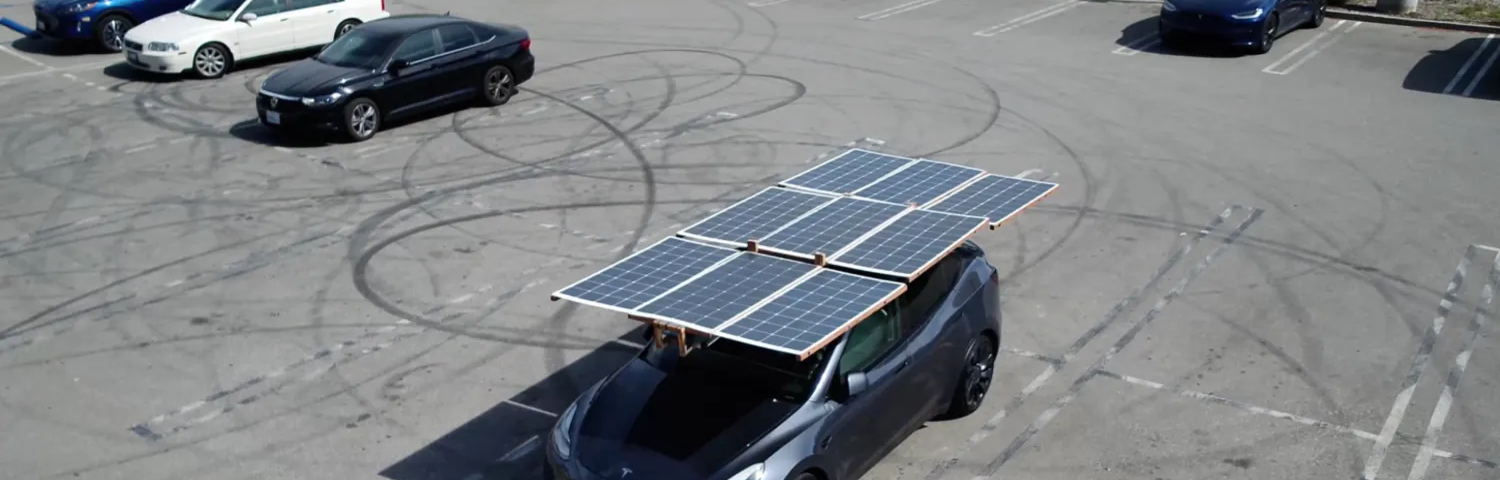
642 335 829 402
181 0 245 21
314 29 397 69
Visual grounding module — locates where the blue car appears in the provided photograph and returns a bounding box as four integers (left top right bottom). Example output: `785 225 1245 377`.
1158 0 1327 54
31 0 193 52
539 145 1061 480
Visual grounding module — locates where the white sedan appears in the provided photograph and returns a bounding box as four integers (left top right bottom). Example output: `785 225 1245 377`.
121 0 390 78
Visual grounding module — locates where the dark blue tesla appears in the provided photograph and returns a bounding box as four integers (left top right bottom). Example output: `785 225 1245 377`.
543 242 1003 480
1158 0 1327 53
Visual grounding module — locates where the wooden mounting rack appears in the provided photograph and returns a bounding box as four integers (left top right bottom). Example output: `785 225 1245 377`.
629 315 702 356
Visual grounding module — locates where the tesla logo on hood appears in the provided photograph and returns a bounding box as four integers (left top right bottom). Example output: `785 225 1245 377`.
269 97 278 108
618 467 632 478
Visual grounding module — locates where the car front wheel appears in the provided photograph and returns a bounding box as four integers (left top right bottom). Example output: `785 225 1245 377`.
95 15 132 53
341 98 381 142
192 44 231 79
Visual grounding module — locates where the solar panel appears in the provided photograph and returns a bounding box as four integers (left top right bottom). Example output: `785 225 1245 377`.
834 210 986 278
718 269 905 356
758 197 909 258
779 148 914 195
550 237 739 312
925 174 1058 227
635 253 818 333
853 160 986 207
679 187 836 247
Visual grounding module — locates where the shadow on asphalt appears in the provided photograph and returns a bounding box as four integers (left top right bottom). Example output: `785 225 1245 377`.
379 325 648 480
8 36 103 56
226 97 483 148
1403 36 1499 100
1116 17 1247 57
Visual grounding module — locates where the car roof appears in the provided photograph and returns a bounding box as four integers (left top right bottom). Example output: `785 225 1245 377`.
359 14 472 34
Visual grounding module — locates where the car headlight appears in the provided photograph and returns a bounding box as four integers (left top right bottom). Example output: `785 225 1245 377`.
1231 7 1265 18
727 463 766 480
60 1 97 14
1161 1 1177 11
146 42 178 52
551 402 578 460
301 91 344 106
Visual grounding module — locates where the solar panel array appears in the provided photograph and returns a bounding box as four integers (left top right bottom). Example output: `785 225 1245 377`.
553 147 1057 359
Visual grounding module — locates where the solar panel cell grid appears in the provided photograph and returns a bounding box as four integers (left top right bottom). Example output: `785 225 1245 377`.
925 175 1057 225
835 210 985 278
635 253 818 332
680 187 835 246
552 237 738 311
853 160 985 207
759 197 909 257
720 270 905 355
780 149 914 194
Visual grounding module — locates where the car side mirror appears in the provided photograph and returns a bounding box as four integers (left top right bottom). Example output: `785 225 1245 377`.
388 59 409 72
239 12 257 22
845 372 869 397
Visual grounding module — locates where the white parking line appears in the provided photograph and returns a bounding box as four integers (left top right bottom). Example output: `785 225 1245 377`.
0 44 49 68
1113 34 1161 56
748 0 796 6
1443 34 1495 95
857 0 952 21
1262 20 1361 75
1460 36 1500 97
974 0 1083 36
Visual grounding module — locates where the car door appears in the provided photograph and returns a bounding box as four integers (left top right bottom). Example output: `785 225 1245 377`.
891 253 973 431
433 24 485 96
234 0 297 59
818 307 926 480
380 28 451 118
280 0 333 50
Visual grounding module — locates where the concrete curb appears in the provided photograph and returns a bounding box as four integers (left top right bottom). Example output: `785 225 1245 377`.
1328 7 1500 35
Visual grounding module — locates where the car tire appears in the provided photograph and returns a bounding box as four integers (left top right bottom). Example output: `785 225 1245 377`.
1251 13 1278 55
94 14 133 53
334 19 361 40
939 334 997 420
1307 0 1326 28
192 43 232 79
341 97 381 142
480 64 516 106
792 473 820 480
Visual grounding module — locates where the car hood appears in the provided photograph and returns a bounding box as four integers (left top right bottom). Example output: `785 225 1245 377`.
260 59 371 96
34 0 79 12
1167 0 1266 15
573 359 801 480
125 12 225 42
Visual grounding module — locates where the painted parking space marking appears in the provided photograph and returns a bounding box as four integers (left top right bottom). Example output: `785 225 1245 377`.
1113 33 1161 56
857 0 954 21
974 0 1083 36
1262 20 1361 75
1443 33 1500 97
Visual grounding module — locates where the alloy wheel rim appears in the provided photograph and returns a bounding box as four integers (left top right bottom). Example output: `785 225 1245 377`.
487 71 513 101
352 104 376 137
103 21 125 50
340 24 354 36
965 341 995 408
195 48 224 76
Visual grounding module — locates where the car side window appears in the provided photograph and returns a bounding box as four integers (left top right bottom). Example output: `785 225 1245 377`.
392 30 439 63
837 304 902 376
896 253 965 336
435 25 478 52
242 0 285 16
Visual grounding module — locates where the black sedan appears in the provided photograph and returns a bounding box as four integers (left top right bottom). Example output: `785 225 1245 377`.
255 14 534 142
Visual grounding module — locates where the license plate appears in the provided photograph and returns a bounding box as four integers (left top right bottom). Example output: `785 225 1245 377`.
265 111 281 125
127 52 138 62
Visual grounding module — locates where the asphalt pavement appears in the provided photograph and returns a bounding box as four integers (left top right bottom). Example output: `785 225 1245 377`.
1 0 1499 479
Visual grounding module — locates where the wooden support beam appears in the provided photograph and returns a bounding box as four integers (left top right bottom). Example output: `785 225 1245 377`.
813 252 828 267
746 239 759 253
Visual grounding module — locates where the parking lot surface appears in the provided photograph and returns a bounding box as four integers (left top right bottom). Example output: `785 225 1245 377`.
1 0 1499 479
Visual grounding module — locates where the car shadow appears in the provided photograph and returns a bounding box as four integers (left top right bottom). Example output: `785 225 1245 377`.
378 326 648 480
9 36 105 57
226 99 485 148
1403 36 1500 100
99 48 318 83
1116 17 1252 58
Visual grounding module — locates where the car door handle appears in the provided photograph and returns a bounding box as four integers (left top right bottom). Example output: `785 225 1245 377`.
892 359 910 373
819 435 832 449
279 17 288 21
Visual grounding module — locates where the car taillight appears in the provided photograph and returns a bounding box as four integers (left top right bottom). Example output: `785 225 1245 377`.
990 268 999 284
520 37 530 50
